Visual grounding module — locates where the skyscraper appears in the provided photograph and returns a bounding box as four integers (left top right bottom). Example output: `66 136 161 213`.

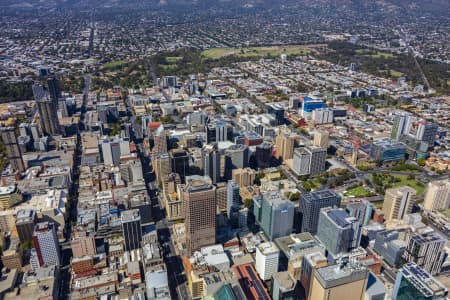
403 232 446 275
182 175 216 255
202 144 221 184
292 147 311 176
300 189 341 234
227 180 240 219
121 209 142 251
15 209 37 243
423 180 450 212
255 242 280 281
316 208 362 257
391 112 412 140
313 130 329 149
0 127 25 172
170 148 190 181
382 186 416 222
392 263 448 300
232 167 256 188
154 153 171 185
32 222 61 267
307 146 327 176
275 128 296 161
152 125 168 156
416 122 438 146
36 97 60 136
253 191 295 240
309 260 369 300
256 142 273 168
224 144 249 179
47 77 62 108
100 137 122 166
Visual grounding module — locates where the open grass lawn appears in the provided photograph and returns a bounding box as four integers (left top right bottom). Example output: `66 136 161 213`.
440 209 450 218
201 45 311 59
343 186 373 198
390 70 404 77
159 64 177 70
166 56 183 63
102 60 127 69
387 174 426 196
371 52 395 59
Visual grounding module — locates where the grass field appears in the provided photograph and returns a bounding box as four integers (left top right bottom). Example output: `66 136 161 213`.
102 60 127 69
390 70 404 77
440 209 450 218
388 174 426 195
201 45 312 59
371 52 395 59
166 56 183 63
343 186 373 198
159 64 177 70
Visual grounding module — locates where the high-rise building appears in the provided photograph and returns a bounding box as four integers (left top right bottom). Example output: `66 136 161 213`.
170 148 190 181
300 189 341 234
225 144 249 170
292 146 327 176
154 153 171 184
182 175 216 255
227 180 240 219
309 261 369 300
301 252 328 299
416 122 438 146
32 222 61 267
292 147 311 176
121 209 142 251
15 209 36 243
312 108 334 124
373 230 405 267
100 137 123 166
272 271 296 300
382 186 416 222
0 127 25 172
316 208 362 257
392 263 448 300
313 131 329 149
36 97 60 136
276 128 296 161
232 167 255 188
202 144 221 184
256 142 273 168
391 112 412 140
152 125 168 156
215 182 227 212
253 191 295 240
423 180 450 212
403 232 446 275
255 242 280 281
267 103 285 125
206 121 233 143
47 77 61 108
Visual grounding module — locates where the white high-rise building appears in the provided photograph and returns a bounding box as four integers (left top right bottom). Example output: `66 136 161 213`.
32 222 61 268
423 180 450 212
292 148 311 176
312 108 334 124
255 242 280 281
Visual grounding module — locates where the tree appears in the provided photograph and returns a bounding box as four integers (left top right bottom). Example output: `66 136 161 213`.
417 158 426 167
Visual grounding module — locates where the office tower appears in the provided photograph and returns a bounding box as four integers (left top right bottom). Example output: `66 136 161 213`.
154 153 171 185
253 191 295 240
162 76 177 88
141 113 152 137
313 131 329 149
32 83 46 101
226 180 240 219
301 252 328 299
292 147 311 176
302 96 326 118
71 232 96 258
152 125 168 155
272 271 296 300
300 189 341 234
275 129 296 161
202 144 221 184
0 127 25 172
256 142 273 168
307 146 327 176
403 232 446 275
391 112 412 140
47 77 61 107
215 182 227 212
312 108 334 124
350 63 357 72
36 97 60 136
19 123 29 137
119 137 130 156
423 180 450 212
416 122 438 146
163 172 181 198
224 144 249 179
128 159 144 184
187 110 207 126
316 208 362 257
392 263 448 300
382 186 416 222
30 123 40 141
370 140 407 163
182 175 216 255
15 209 36 243
170 148 190 181
309 261 369 300
206 121 233 143
255 242 280 281
373 230 405 267
232 167 256 188
267 103 285 125
100 137 121 166
121 209 142 251
32 222 61 267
